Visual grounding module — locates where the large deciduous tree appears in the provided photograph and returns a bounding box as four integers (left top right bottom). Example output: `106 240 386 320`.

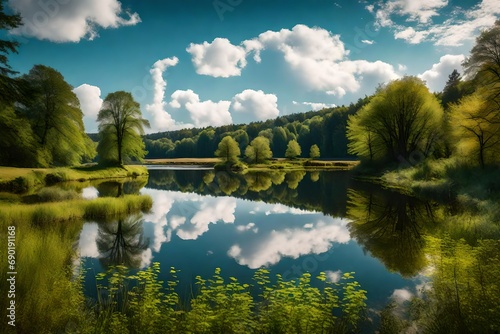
449 93 500 168
463 20 500 86
215 135 240 163
245 136 272 164
97 91 150 166
347 77 444 163
20 65 95 166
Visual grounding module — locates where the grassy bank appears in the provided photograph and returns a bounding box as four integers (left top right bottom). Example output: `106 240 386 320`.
145 158 221 165
145 158 359 171
0 165 148 193
221 159 359 172
366 158 500 242
0 194 153 225
379 158 499 202
0 192 153 334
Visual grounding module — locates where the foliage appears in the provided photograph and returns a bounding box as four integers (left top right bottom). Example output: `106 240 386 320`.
144 97 370 160
406 237 500 333
0 165 148 193
0 195 153 226
0 216 89 334
347 76 444 163
309 144 320 159
18 65 96 166
214 135 240 163
346 188 432 277
448 93 500 168
0 105 42 167
91 265 367 334
37 187 80 202
463 20 500 86
0 1 22 104
441 69 463 109
97 91 150 166
285 139 302 159
245 136 273 164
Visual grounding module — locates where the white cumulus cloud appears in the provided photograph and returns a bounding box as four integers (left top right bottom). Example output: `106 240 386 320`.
418 54 465 92
73 84 103 133
186 24 399 97
187 38 248 77
169 89 232 128
370 0 500 46
227 219 351 268
373 0 448 26
293 101 337 111
8 0 140 42
145 57 189 132
231 89 279 124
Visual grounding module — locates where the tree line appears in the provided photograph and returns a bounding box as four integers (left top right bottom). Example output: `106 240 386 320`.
144 99 367 160
347 21 500 169
146 21 500 170
0 5 149 168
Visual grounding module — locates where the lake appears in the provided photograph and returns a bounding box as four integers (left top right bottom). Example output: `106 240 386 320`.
76 167 438 330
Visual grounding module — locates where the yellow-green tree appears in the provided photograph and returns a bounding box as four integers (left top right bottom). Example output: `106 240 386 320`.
449 93 500 168
285 139 301 159
245 136 272 164
309 144 320 159
347 77 444 163
97 91 150 165
215 136 240 163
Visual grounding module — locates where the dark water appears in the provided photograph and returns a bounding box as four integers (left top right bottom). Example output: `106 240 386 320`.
78 168 437 328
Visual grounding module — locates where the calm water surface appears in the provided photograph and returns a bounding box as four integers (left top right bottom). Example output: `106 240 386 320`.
78 168 434 328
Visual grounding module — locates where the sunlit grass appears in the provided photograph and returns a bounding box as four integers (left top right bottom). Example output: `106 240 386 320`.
0 218 88 333
0 195 153 226
0 165 148 193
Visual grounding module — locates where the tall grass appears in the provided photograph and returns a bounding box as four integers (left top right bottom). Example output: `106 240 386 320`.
0 195 153 226
0 165 148 193
0 219 89 334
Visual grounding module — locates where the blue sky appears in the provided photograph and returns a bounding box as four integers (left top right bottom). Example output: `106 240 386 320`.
4 0 499 133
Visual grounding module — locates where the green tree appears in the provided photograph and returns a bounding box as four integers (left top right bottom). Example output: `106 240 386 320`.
285 139 302 159
441 69 463 109
245 136 272 164
463 20 500 85
20 65 95 166
215 136 240 163
0 105 40 166
309 144 320 159
272 126 288 157
347 77 444 163
97 91 150 165
196 129 215 157
0 1 22 104
449 93 500 168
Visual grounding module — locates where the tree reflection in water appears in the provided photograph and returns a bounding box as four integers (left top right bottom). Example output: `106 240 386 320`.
96 214 149 269
347 188 437 277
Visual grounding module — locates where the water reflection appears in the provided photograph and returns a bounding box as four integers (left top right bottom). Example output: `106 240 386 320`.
96 214 149 269
346 188 436 277
77 168 444 327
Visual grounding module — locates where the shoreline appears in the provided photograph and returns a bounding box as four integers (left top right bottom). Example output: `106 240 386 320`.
0 165 149 194
144 158 360 172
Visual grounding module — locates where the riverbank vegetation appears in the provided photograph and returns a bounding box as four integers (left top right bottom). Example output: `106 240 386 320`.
76 264 366 334
347 21 500 207
0 165 148 193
